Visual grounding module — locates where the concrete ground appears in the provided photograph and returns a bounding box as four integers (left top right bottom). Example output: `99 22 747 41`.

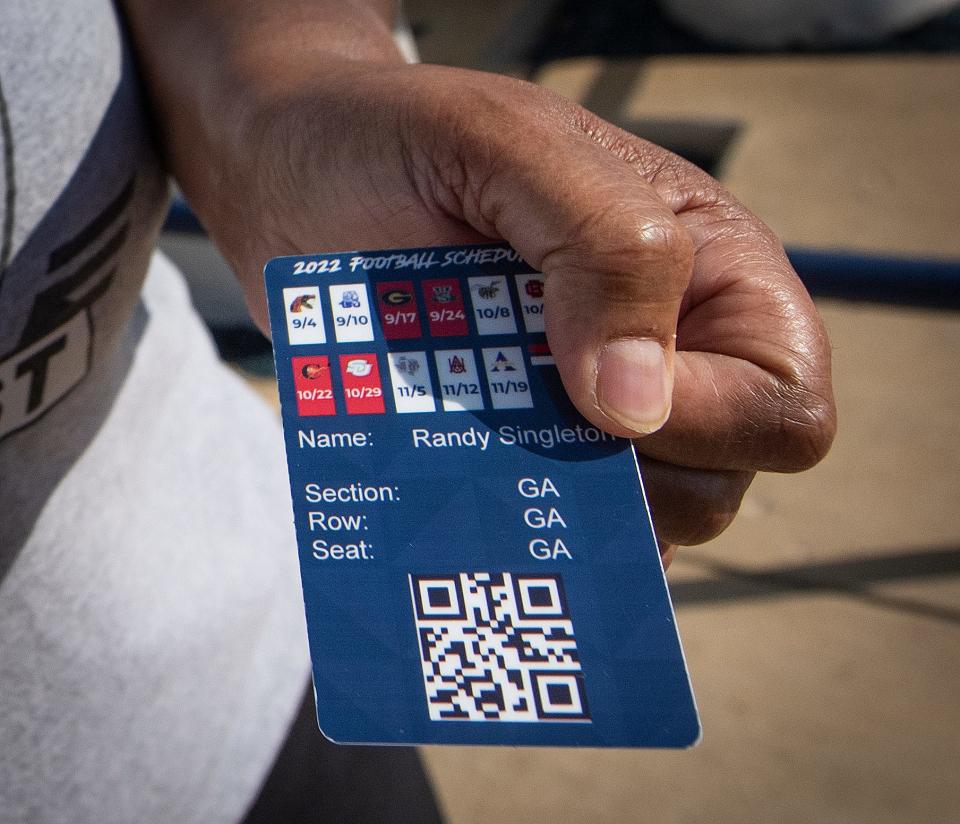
218 21 960 824
408 47 960 824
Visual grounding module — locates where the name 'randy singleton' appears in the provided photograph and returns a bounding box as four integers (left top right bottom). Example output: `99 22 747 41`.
411 424 616 451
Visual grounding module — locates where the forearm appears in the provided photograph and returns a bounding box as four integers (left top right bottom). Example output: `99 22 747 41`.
118 0 405 214
120 0 402 95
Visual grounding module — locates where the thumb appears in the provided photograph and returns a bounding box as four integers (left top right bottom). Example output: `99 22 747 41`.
470 127 693 437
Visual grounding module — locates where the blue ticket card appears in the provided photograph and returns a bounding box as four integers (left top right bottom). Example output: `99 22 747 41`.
264 243 700 747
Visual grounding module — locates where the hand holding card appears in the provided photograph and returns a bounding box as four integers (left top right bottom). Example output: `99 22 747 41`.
123 0 835 561
266 244 700 747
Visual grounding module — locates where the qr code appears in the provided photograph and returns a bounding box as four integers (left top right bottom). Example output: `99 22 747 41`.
409 572 590 722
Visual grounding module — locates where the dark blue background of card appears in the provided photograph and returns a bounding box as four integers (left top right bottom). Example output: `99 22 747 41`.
265 244 700 747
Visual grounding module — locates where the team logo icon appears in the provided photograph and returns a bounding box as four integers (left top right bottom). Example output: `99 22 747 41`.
476 280 500 299
339 290 362 309
345 358 374 377
432 285 455 303
300 361 328 379
382 289 412 306
395 356 421 376
491 351 516 372
289 294 316 313
525 279 544 299
448 355 467 374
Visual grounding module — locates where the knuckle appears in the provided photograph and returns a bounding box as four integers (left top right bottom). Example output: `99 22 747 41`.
549 211 693 305
688 509 737 545
679 475 753 545
772 386 838 471
644 461 754 547
752 307 837 473
632 217 694 268
644 154 721 212
663 506 736 547
547 204 687 273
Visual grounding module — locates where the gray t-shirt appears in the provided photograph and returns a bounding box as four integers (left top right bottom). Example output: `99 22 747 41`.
0 4 308 822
